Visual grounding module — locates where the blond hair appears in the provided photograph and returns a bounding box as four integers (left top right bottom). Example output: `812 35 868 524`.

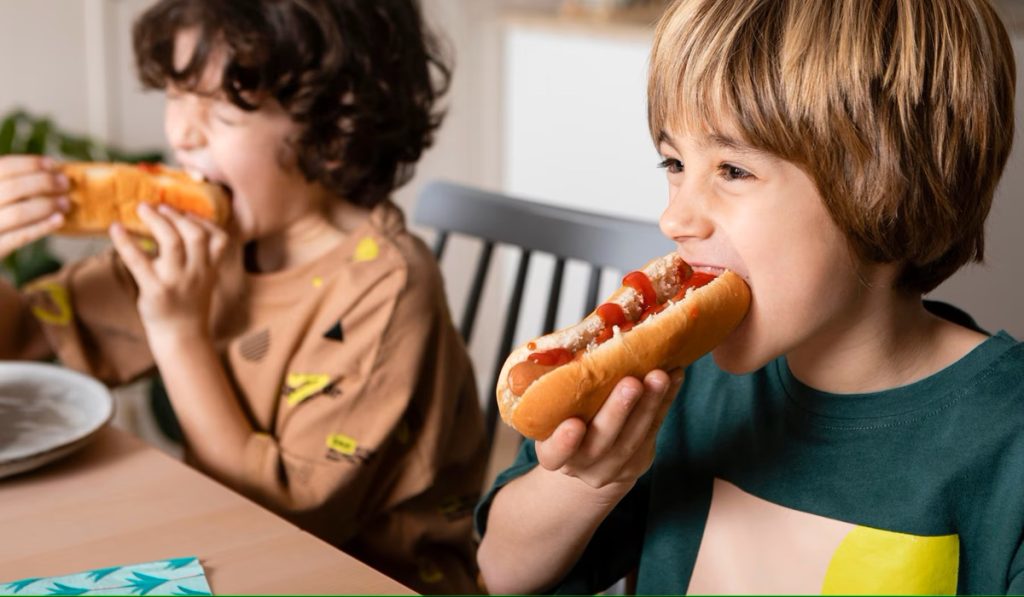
648 0 1015 292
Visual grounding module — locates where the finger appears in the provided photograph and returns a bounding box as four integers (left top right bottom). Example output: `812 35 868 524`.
0 212 64 259
573 376 645 461
159 206 209 270
186 214 229 263
0 171 70 206
535 418 586 472
0 155 58 180
0 196 69 234
136 203 184 265
109 223 160 289
207 226 229 264
605 370 675 460
649 370 682 438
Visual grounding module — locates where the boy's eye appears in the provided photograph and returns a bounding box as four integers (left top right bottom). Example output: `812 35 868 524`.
657 158 683 174
211 105 241 126
720 163 752 181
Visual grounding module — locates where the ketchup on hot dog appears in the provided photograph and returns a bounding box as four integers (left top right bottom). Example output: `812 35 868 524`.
528 266 707 361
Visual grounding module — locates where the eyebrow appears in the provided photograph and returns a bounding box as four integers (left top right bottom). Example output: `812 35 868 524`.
657 130 766 158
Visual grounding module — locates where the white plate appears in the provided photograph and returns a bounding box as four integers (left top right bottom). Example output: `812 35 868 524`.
0 362 114 480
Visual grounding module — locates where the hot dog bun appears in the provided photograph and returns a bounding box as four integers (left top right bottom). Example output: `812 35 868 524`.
496 253 750 440
58 162 231 235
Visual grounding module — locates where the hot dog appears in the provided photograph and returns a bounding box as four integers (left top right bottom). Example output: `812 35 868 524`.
58 162 231 235
495 252 751 440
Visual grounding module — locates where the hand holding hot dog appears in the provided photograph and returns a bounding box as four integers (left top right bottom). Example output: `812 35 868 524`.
536 368 683 489
0 156 70 261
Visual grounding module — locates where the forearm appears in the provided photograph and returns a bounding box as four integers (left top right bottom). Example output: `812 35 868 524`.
148 331 253 489
477 466 633 594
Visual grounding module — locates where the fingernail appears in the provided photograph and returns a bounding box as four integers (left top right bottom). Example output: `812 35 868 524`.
622 384 642 402
40 157 56 169
649 376 667 393
56 196 71 212
55 175 70 190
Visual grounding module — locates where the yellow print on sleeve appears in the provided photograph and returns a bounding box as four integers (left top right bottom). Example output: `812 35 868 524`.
25 281 72 326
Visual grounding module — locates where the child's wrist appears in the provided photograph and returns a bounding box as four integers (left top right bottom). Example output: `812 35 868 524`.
145 323 213 353
542 465 636 508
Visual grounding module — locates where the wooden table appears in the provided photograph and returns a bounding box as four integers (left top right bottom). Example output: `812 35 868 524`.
0 426 415 594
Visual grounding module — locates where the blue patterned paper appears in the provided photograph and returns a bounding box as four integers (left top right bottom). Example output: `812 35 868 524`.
1 557 211 596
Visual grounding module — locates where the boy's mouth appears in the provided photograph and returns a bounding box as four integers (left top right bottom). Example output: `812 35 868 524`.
691 265 726 276
185 167 234 201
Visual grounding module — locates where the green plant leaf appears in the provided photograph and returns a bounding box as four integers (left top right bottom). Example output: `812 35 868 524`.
24 117 52 155
0 114 16 155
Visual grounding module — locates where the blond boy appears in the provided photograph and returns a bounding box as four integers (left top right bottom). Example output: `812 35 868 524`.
476 0 1023 593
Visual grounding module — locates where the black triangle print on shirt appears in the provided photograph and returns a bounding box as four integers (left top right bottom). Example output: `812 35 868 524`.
324 320 344 342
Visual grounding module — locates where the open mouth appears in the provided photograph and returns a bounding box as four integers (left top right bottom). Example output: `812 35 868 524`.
185 167 234 200
692 265 727 276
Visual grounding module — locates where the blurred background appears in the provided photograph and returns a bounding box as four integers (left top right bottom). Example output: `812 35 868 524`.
1 0 1022 451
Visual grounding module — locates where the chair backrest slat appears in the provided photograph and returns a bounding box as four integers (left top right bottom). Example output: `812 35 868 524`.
460 241 494 342
483 249 533 451
585 264 602 315
432 230 449 260
543 258 566 335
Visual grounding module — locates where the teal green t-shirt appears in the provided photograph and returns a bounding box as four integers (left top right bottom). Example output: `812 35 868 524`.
476 331 1024 594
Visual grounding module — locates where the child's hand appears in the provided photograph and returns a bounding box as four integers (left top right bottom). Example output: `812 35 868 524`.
534 368 683 490
0 156 70 260
109 203 229 341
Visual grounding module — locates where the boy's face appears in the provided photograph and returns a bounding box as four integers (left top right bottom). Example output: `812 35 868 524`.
163 29 329 242
657 124 870 374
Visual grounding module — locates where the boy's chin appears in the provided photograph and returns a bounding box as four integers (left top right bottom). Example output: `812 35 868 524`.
711 345 772 376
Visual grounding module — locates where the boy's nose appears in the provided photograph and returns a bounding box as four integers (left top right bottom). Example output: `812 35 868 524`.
659 188 713 242
165 100 207 151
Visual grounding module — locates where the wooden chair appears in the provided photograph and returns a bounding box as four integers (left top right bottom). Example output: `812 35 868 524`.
413 180 673 484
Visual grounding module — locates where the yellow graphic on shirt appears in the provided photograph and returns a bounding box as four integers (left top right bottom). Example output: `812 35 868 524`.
689 479 961 594
325 433 359 455
353 237 379 262
418 558 445 584
283 373 331 406
822 527 959 594
26 281 72 326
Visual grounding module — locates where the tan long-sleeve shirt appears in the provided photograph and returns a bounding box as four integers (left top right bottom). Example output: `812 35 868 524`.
3 201 486 594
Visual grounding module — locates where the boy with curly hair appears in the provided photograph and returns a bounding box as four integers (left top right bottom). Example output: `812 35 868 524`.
0 1 484 592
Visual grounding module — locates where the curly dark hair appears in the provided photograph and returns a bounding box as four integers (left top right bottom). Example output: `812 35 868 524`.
133 0 451 208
